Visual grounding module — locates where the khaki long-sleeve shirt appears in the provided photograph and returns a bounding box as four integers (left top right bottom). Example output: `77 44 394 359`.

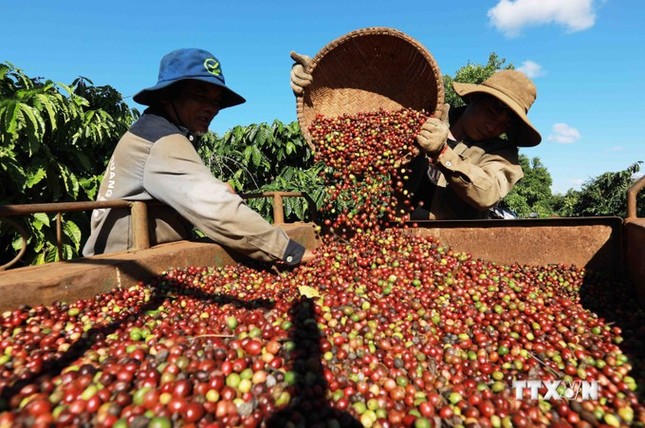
406 136 523 220
82 111 304 264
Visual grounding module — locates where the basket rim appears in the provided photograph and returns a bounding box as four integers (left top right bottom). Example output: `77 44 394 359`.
295 26 444 151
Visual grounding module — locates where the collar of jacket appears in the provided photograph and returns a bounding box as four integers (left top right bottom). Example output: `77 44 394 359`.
143 107 198 144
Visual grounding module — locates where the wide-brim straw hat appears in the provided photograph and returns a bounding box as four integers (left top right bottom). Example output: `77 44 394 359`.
452 70 541 147
296 27 444 151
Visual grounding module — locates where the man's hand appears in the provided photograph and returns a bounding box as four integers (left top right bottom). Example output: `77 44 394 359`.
290 51 312 96
300 248 316 264
416 103 450 157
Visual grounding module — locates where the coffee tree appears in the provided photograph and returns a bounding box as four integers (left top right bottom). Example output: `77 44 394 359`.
553 161 644 218
0 62 134 266
500 156 554 218
198 120 326 223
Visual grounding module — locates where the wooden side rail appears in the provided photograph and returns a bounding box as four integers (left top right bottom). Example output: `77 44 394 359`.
0 192 315 270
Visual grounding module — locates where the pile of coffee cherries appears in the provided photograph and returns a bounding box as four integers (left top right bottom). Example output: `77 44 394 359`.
0 230 643 427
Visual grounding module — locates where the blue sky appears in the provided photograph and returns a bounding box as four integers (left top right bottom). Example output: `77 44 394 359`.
2 0 643 194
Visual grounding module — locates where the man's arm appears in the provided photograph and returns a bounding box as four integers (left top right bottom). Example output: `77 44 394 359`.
144 134 305 264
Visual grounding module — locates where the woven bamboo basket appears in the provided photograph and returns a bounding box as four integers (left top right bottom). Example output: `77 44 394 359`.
296 27 444 151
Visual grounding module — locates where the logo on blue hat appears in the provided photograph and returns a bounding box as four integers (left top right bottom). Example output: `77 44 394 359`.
204 58 222 76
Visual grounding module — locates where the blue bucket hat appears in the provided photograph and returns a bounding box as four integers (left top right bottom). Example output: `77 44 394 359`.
133 48 246 109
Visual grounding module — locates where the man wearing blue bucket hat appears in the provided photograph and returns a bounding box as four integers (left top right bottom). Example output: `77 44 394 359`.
84 48 313 265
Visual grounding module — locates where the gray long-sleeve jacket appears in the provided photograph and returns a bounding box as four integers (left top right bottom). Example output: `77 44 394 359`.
82 111 305 264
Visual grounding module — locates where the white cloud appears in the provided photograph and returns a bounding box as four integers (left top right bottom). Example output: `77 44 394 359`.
516 60 545 78
605 145 624 152
548 123 581 144
488 0 596 37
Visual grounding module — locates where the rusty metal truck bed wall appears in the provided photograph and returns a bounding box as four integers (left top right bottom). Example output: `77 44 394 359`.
405 216 645 309
625 218 645 302
404 217 624 272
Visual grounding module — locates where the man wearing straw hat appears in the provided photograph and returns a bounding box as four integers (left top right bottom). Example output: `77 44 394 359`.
84 48 314 265
291 55 541 220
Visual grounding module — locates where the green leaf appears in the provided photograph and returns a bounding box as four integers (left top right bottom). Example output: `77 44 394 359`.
0 100 20 141
285 141 296 156
25 165 47 188
32 212 50 229
34 252 46 265
63 220 82 249
257 125 271 147
10 237 21 253
79 175 102 200
33 93 59 132
44 243 61 263
18 103 47 154
251 146 263 166
57 163 80 199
